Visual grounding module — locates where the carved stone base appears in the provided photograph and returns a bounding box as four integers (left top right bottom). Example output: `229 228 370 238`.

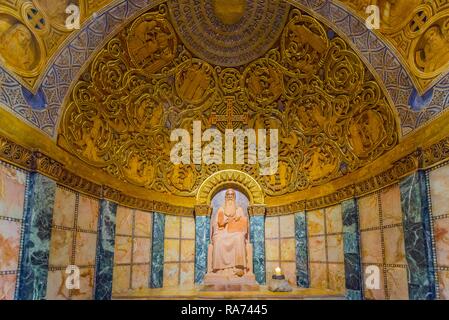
202 273 259 291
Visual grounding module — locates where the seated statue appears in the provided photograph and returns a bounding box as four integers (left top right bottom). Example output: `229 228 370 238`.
204 189 258 290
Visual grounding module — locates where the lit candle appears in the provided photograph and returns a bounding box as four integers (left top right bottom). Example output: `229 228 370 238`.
275 267 282 276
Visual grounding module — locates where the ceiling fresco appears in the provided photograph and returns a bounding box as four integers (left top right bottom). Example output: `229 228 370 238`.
57 1 399 198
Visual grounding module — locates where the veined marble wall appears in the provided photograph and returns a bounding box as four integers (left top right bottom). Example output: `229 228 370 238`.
265 215 296 285
163 215 195 287
428 164 449 300
307 205 346 293
0 161 27 300
46 187 99 300
359 185 409 300
112 207 153 295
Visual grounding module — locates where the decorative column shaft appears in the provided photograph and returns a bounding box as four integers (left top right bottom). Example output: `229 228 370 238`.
249 206 266 285
399 171 436 300
150 212 165 288
194 205 211 284
295 212 309 287
94 200 117 300
17 173 56 300
342 199 363 300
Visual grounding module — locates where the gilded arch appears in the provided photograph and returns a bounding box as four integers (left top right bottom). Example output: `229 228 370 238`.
196 170 264 206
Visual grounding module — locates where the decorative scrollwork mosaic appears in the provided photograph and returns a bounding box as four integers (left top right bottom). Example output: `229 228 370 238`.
58 5 399 198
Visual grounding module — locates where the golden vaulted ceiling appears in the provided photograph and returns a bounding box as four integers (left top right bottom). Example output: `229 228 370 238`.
58 0 399 199
0 0 448 208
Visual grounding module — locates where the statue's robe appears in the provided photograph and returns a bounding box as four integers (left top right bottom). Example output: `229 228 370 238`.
211 208 248 272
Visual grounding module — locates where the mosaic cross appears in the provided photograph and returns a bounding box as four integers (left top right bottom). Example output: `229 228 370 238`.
209 97 248 130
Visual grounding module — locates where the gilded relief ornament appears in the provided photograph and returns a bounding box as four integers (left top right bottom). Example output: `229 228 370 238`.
175 60 216 104
337 0 449 93
127 13 177 74
412 18 449 77
59 5 399 198
0 11 44 77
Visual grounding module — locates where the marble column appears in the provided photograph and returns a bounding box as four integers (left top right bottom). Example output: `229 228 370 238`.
342 199 363 300
295 212 309 287
150 212 165 288
17 173 56 300
248 206 266 285
94 200 117 300
399 171 436 300
194 205 211 284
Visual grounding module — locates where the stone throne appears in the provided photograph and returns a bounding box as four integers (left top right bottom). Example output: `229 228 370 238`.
203 189 259 291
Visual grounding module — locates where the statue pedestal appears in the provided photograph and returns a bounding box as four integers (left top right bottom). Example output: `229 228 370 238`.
202 272 259 291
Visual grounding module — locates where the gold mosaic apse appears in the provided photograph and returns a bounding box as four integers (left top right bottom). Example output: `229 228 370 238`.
58 2 399 199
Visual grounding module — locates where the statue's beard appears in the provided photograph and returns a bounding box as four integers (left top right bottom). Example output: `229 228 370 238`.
224 199 236 217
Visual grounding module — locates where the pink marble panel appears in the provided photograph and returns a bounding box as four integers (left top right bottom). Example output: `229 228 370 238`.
114 236 132 265
180 239 195 262
0 220 21 271
164 239 180 262
112 265 131 294
327 234 344 263
265 217 279 239
0 165 26 220
358 194 380 230
326 205 343 234
307 210 325 236
429 165 449 217
310 263 328 289
75 232 97 266
52 188 76 228
77 195 99 231
280 238 295 261
71 267 95 300
438 270 449 300
46 270 69 300
435 217 449 267
116 207 133 236
386 267 409 300
0 274 16 300
308 236 326 262
328 263 345 293
165 215 181 238
133 238 151 264
134 210 152 237
163 263 179 287
384 226 407 265
360 230 383 264
265 239 280 261
49 228 73 267
181 217 195 239
180 262 195 286
132 264 150 290
279 214 295 238
380 185 403 226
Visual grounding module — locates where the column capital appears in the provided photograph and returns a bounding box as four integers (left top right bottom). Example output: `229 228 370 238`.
248 205 266 217
195 205 212 217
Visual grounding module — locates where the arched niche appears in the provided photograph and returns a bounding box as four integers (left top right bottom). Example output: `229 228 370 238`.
196 170 264 206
